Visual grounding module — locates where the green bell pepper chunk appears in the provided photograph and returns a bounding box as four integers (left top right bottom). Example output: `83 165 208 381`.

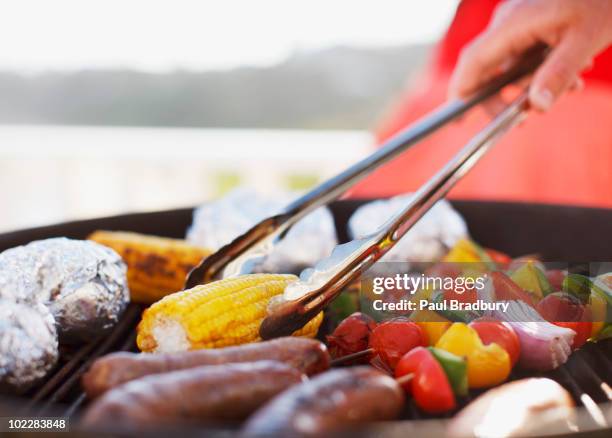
431 292 481 323
428 346 468 397
510 262 553 298
563 273 612 309
563 274 592 304
592 276 612 308
329 289 359 323
596 323 612 341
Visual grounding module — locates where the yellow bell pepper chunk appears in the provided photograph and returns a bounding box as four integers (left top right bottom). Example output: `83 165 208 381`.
442 238 482 263
509 260 551 299
409 309 452 346
442 238 492 274
412 284 435 302
589 293 607 338
435 322 511 388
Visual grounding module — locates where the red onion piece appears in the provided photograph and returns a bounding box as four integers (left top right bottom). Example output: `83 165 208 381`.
491 301 575 371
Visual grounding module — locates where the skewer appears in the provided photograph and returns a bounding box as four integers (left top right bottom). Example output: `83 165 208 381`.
185 47 546 288
395 373 415 386
330 349 414 385
330 348 374 366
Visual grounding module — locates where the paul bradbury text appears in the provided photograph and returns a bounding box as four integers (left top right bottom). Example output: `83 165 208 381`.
371 298 510 314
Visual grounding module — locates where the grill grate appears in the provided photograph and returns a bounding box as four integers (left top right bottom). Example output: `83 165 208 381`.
21 303 612 430
23 304 142 417
2 201 610 433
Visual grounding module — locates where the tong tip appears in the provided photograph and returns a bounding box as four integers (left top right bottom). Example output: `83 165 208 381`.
184 251 222 289
259 299 317 339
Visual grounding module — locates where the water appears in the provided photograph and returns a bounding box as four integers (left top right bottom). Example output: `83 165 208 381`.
0 125 372 233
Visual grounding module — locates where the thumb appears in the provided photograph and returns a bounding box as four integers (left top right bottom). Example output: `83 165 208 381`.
529 33 592 111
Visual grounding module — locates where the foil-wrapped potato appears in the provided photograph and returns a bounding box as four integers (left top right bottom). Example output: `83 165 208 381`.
348 194 468 264
0 300 58 393
0 238 130 343
186 188 337 274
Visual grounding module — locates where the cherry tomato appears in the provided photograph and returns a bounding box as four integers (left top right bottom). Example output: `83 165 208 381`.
469 317 521 366
546 269 566 291
395 346 456 413
326 312 377 363
368 319 426 371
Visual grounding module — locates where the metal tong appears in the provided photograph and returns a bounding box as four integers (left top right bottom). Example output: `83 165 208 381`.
185 48 543 289
185 48 544 338
259 93 528 338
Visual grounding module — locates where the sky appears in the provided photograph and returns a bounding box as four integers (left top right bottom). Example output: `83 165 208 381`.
0 0 458 73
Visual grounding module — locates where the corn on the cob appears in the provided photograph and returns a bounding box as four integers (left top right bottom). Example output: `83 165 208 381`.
136 274 323 352
88 230 212 304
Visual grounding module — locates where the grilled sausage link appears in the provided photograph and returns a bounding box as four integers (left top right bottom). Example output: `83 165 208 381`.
241 367 404 437
82 337 329 398
82 361 305 428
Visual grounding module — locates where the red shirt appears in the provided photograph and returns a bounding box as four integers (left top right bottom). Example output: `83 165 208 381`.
433 0 612 81
351 0 612 208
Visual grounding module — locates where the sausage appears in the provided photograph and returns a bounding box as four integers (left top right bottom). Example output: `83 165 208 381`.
81 361 305 428
241 366 404 437
82 337 329 398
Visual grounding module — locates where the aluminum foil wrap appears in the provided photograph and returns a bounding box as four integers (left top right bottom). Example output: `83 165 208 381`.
186 188 338 273
0 238 129 343
348 194 468 263
0 299 58 393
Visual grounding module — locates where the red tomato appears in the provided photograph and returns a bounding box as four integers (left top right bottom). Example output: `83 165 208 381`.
484 248 512 269
489 272 537 307
326 312 377 363
469 318 521 366
443 288 478 304
368 319 426 371
395 347 456 413
545 269 566 291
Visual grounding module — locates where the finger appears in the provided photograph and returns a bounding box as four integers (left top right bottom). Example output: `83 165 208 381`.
568 76 585 92
529 33 593 111
481 78 530 117
449 1 547 99
481 95 510 118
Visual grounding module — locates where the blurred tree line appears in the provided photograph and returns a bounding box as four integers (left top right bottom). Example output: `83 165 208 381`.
0 44 429 130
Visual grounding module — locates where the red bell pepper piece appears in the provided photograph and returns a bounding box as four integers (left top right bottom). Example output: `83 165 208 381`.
484 248 512 269
443 288 478 305
395 346 456 413
555 321 592 349
490 271 537 307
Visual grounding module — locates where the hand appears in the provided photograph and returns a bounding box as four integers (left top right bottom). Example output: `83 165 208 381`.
449 0 612 111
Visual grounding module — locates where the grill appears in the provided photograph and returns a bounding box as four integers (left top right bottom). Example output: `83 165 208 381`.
21 304 143 418
2 200 612 436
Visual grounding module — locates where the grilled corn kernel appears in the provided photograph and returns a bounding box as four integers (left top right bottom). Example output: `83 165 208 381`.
136 274 323 352
89 230 212 304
